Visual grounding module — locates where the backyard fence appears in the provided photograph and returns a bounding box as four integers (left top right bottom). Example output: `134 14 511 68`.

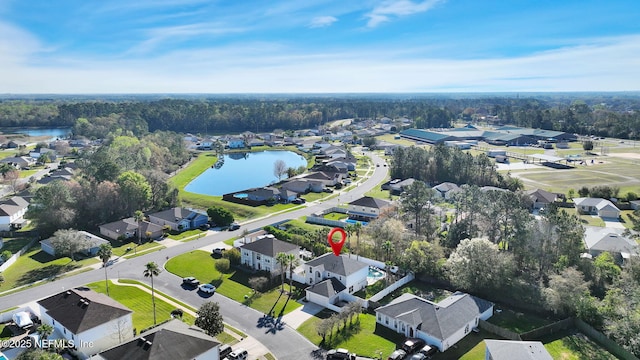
519 317 574 341
574 319 639 360
368 272 415 303
478 319 521 341
305 216 346 228
0 237 38 272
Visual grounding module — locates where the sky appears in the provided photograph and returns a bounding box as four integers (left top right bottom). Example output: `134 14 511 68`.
1 0 639 93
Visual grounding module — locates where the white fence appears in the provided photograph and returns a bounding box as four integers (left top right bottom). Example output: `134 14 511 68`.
0 238 37 272
343 253 386 269
0 305 36 324
369 272 415 303
305 216 346 228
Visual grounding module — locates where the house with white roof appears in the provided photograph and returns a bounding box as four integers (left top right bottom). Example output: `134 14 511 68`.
484 340 552 360
375 291 493 352
0 196 29 231
40 231 110 257
573 198 620 219
304 254 369 308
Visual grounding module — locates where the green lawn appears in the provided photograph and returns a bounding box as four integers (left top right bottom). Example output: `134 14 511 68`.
0 324 13 340
165 250 301 316
86 280 196 333
1 246 99 290
376 281 452 306
542 330 617 360
166 228 206 240
324 212 349 221
0 237 33 255
111 240 165 257
298 311 403 359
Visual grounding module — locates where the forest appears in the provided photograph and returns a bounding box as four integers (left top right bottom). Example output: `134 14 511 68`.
0 94 640 138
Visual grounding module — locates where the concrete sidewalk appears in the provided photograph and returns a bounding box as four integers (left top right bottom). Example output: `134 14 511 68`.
282 299 324 330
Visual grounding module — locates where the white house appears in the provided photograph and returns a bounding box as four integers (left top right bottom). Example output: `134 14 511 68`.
147 207 208 231
484 340 552 360
375 292 493 352
347 196 392 222
40 231 110 257
304 254 368 307
573 198 620 219
37 288 134 359
240 235 299 273
0 196 29 231
96 319 220 360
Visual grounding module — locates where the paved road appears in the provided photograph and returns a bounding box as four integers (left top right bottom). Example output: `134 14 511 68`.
0 151 389 360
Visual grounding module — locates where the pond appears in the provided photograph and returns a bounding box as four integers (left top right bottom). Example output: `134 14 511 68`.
185 150 308 196
0 127 71 140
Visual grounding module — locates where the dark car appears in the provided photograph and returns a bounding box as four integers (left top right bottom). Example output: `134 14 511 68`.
212 248 225 256
182 276 200 287
388 349 407 360
199 223 211 230
219 344 232 358
228 222 240 231
409 354 428 360
402 338 426 354
326 348 352 360
418 345 437 357
292 198 306 204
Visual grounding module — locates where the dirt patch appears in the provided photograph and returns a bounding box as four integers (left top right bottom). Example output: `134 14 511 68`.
609 152 640 160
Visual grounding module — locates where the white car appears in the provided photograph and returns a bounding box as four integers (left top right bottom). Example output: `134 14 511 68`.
198 283 216 294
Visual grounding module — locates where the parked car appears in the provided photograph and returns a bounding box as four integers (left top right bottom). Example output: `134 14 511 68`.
326 348 352 360
228 222 240 231
323 188 333 193
212 248 225 256
402 338 426 354
198 283 216 294
292 198 306 205
182 276 200 287
219 344 233 358
388 349 407 360
199 223 211 230
409 354 428 360
418 345 437 358
228 348 248 360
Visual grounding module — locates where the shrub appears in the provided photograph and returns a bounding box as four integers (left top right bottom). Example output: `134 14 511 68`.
222 248 241 265
0 250 11 262
215 258 231 273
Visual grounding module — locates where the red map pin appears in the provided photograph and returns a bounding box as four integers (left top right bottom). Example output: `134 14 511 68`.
327 228 347 256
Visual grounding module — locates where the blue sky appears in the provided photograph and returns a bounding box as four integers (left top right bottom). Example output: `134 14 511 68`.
1 0 639 93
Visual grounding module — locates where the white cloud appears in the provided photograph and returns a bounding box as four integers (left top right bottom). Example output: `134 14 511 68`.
1 32 639 93
309 16 338 28
366 0 445 28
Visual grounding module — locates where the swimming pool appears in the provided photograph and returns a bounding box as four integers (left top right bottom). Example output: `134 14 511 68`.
367 266 385 285
345 219 368 226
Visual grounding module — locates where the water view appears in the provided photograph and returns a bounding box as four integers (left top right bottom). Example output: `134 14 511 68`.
185 150 307 196
0 127 71 140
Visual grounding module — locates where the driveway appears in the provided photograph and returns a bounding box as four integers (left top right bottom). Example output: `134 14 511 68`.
603 218 626 229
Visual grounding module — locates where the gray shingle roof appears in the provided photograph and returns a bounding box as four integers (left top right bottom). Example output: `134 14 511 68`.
583 227 637 254
38 288 132 334
240 236 298 257
148 207 193 223
306 278 346 297
100 218 138 234
305 254 368 277
524 189 557 204
375 292 493 341
348 196 391 209
98 319 219 360
485 340 552 360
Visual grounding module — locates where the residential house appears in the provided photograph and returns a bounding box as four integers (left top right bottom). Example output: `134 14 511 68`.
29 147 57 161
147 207 208 231
40 231 110 257
327 155 357 171
630 200 640 210
524 189 558 210
69 138 91 147
96 319 220 360
240 234 299 272
0 196 29 231
6 140 27 149
382 178 415 195
301 171 343 187
323 146 348 159
246 187 279 202
484 340 552 360
282 179 316 194
0 156 33 169
99 217 164 241
583 226 638 262
432 182 461 201
226 137 245 149
573 198 620 219
375 292 493 352
347 196 392 221
304 254 369 307
279 188 297 203
37 288 134 358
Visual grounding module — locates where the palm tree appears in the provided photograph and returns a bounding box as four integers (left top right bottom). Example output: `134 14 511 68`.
133 210 144 254
97 244 113 296
143 262 161 325
286 253 300 290
275 252 289 292
382 240 393 262
37 323 54 340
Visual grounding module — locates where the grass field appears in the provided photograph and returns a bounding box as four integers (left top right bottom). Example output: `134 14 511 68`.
297 311 403 359
541 330 617 360
1 245 99 290
487 308 553 333
165 250 301 316
87 280 196 332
